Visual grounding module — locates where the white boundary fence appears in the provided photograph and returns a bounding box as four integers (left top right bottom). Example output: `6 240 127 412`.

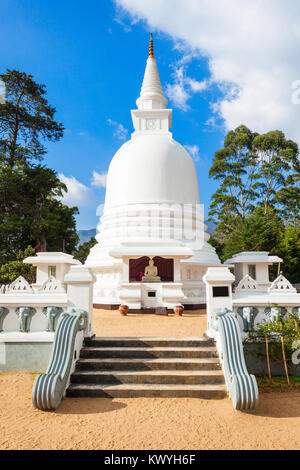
0 266 96 339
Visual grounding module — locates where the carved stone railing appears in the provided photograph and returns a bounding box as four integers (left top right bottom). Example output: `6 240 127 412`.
215 309 259 412
32 309 87 411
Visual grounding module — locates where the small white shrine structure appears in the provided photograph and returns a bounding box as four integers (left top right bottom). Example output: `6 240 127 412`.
85 35 220 311
224 251 282 291
23 252 81 289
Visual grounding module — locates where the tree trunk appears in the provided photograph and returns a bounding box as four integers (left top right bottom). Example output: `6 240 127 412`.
36 235 47 252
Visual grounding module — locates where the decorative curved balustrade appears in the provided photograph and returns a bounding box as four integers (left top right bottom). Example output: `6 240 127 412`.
32 308 87 411
215 309 259 412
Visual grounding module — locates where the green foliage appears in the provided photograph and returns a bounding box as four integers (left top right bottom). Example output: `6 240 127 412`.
252 130 298 214
0 246 36 284
222 207 284 262
73 237 97 264
41 200 79 253
208 235 225 260
0 69 64 168
256 375 300 392
248 314 300 375
275 170 300 228
0 164 79 259
209 125 259 236
276 226 300 283
209 125 300 281
0 69 79 264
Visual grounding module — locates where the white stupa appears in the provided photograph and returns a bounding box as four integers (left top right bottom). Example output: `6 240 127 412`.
86 35 220 311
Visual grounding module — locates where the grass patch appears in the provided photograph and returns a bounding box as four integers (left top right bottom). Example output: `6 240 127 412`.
257 375 300 393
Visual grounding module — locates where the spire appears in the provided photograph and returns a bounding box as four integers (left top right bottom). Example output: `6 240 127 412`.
136 34 168 110
149 33 154 58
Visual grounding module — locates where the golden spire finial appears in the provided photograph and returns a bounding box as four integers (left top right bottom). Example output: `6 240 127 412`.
149 33 154 58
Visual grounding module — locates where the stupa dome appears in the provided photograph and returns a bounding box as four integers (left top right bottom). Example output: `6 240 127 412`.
105 134 200 210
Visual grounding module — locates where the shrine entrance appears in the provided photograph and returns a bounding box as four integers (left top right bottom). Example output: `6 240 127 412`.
129 256 174 283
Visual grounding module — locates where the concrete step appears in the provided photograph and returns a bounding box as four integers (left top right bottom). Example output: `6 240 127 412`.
70 369 225 385
75 357 221 371
85 337 214 348
66 383 227 399
80 346 218 359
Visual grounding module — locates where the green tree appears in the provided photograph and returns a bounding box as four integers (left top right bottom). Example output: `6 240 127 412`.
20 165 75 252
253 130 299 215
43 199 79 253
0 165 79 257
222 207 284 263
209 126 300 283
73 237 97 264
0 245 36 284
276 227 300 283
275 163 300 228
0 69 64 168
0 165 30 263
0 69 79 263
209 125 259 237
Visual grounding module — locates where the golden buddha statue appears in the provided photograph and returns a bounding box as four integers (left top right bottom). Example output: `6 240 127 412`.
142 259 161 282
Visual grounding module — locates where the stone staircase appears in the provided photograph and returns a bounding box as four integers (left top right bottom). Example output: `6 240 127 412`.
66 337 227 399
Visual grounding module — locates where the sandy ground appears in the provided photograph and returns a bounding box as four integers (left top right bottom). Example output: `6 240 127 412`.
92 308 207 337
0 372 299 450
0 310 299 450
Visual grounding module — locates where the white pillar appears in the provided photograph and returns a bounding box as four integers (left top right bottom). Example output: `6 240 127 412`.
64 266 96 338
173 258 181 282
122 258 130 282
203 267 235 339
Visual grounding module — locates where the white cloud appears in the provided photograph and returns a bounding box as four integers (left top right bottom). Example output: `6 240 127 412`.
96 203 105 217
115 0 300 143
114 11 132 32
187 78 207 93
165 64 208 111
108 118 129 140
58 173 91 207
91 171 107 188
166 81 190 111
184 144 200 162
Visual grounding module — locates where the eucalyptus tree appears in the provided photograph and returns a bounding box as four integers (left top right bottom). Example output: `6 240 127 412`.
252 130 299 215
275 174 300 228
208 125 259 236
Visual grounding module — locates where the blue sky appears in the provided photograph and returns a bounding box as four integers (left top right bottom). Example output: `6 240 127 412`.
2 0 299 230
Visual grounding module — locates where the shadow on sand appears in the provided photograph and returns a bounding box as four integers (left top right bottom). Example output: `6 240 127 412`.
254 392 300 418
55 398 127 415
